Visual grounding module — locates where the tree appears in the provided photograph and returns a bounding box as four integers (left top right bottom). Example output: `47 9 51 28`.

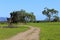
10 9 36 23
53 16 59 22
42 7 58 21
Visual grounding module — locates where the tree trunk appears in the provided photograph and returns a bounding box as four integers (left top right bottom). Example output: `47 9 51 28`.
49 16 50 22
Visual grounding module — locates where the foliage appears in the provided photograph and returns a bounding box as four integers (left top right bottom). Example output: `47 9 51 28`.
10 9 36 23
42 7 58 21
53 16 59 22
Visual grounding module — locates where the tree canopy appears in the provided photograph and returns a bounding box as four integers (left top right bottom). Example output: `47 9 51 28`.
42 7 58 21
10 9 36 23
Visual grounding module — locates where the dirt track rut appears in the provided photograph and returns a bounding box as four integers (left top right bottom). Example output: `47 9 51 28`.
6 26 40 40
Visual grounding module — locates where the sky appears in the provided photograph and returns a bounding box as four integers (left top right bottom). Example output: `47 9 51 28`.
0 0 60 20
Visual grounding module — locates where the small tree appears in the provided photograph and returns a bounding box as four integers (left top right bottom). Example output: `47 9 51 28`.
53 16 59 22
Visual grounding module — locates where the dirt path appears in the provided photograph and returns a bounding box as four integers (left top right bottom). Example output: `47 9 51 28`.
6 26 40 40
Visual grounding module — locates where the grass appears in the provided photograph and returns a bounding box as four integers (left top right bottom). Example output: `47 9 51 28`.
0 24 29 40
27 22 60 40
0 22 60 40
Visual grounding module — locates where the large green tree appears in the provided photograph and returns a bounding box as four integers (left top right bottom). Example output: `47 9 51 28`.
42 7 58 21
10 9 36 23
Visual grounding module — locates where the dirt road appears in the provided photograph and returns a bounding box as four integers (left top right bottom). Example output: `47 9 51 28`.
6 26 40 40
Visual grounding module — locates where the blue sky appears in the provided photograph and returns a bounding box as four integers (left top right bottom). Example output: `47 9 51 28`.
0 0 60 20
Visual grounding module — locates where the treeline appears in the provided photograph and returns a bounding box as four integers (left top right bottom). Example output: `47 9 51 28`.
7 7 60 23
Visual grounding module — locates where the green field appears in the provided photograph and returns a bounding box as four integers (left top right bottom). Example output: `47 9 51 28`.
27 22 60 40
0 22 60 40
0 24 29 40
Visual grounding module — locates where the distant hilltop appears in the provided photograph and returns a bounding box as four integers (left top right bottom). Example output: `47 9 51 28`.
0 17 7 21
